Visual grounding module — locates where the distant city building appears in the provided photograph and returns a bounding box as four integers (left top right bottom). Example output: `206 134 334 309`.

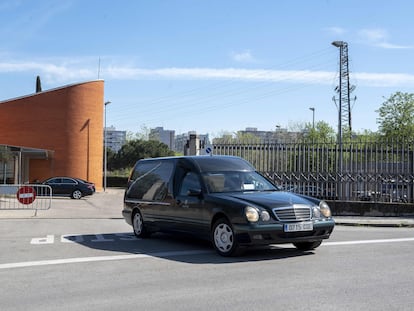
174 133 189 153
105 126 126 152
239 127 302 142
148 128 210 154
175 131 210 154
149 127 175 150
114 125 302 154
130 125 305 154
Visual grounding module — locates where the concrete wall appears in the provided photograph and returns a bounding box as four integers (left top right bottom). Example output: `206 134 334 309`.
0 80 104 189
328 200 414 217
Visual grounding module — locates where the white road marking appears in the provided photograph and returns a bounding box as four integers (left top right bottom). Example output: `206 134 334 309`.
30 235 54 245
323 237 414 246
0 250 213 270
61 234 84 243
2 237 414 270
32 233 136 244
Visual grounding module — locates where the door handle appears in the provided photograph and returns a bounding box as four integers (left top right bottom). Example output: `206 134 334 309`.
176 199 189 208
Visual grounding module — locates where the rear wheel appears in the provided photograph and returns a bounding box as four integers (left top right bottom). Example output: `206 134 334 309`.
212 218 243 256
71 190 82 199
293 240 322 251
132 210 150 238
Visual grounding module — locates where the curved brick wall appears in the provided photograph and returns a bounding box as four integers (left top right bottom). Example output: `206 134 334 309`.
0 80 104 190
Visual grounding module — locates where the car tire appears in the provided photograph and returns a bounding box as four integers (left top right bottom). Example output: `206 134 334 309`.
71 190 82 199
293 240 322 251
132 210 150 238
212 218 243 257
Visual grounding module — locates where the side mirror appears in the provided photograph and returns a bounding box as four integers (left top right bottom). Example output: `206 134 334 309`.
188 188 202 197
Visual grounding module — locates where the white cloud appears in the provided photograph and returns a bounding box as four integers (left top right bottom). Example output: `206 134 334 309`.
92 66 414 88
106 66 334 84
326 26 347 35
326 27 413 49
375 42 412 49
359 28 387 42
358 28 413 49
230 50 256 63
1 59 414 88
354 72 414 87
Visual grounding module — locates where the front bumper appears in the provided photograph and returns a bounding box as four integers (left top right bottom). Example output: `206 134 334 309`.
232 219 335 246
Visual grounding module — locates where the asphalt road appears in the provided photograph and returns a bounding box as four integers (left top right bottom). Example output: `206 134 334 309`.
1 190 414 310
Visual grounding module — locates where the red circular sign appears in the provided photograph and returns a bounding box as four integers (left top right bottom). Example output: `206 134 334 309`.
16 186 36 204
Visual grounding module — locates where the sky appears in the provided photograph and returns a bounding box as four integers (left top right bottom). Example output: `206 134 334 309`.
1 0 414 138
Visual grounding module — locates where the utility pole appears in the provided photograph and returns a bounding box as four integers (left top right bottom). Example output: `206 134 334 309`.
331 41 356 142
331 41 356 200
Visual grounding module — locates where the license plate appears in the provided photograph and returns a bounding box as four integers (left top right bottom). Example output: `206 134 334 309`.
284 222 313 232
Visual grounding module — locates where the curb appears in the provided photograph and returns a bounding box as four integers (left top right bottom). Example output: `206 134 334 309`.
334 217 414 228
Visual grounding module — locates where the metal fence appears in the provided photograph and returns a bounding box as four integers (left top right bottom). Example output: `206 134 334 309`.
0 184 52 212
213 140 414 203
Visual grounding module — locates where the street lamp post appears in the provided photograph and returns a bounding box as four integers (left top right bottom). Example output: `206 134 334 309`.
104 101 111 192
309 107 315 129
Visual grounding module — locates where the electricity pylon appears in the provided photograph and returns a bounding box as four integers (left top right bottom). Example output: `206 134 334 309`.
332 41 356 143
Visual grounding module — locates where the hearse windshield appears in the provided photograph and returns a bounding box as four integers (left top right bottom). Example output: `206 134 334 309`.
202 171 278 193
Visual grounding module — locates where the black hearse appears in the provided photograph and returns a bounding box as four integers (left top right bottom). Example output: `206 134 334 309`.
122 156 335 256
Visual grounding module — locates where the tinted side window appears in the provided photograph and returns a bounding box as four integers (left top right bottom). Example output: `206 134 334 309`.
179 172 201 196
47 178 61 184
62 178 76 184
128 161 174 200
130 162 157 182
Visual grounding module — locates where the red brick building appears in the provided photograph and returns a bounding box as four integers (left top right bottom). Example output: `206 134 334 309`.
0 80 104 190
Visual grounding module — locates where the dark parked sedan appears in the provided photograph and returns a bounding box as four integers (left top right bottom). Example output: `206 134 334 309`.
37 177 95 199
123 156 335 256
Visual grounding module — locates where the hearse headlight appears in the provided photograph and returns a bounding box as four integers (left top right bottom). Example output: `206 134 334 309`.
312 206 321 219
260 210 271 221
319 201 332 218
245 206 259 222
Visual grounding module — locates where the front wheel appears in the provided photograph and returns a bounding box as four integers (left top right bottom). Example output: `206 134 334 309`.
212 218 243 256
293 240 322 251
71 190 82 199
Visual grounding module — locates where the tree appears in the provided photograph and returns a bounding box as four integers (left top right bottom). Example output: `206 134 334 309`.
376 92 414 141
352 129 381 143
303 121 336 143
126 125 151 141
111 139 175 170
105 147 117 171
213 131 272 144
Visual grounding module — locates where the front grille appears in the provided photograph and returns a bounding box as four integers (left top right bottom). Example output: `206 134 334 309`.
272 205 311 222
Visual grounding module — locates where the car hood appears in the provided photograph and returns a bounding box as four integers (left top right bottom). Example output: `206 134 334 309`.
211 191 318 209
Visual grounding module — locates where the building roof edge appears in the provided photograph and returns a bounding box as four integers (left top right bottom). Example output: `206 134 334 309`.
0 79 104 104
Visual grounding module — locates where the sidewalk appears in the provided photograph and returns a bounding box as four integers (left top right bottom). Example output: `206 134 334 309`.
334 216 414 227
1 188 414 227
0 188 124 219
